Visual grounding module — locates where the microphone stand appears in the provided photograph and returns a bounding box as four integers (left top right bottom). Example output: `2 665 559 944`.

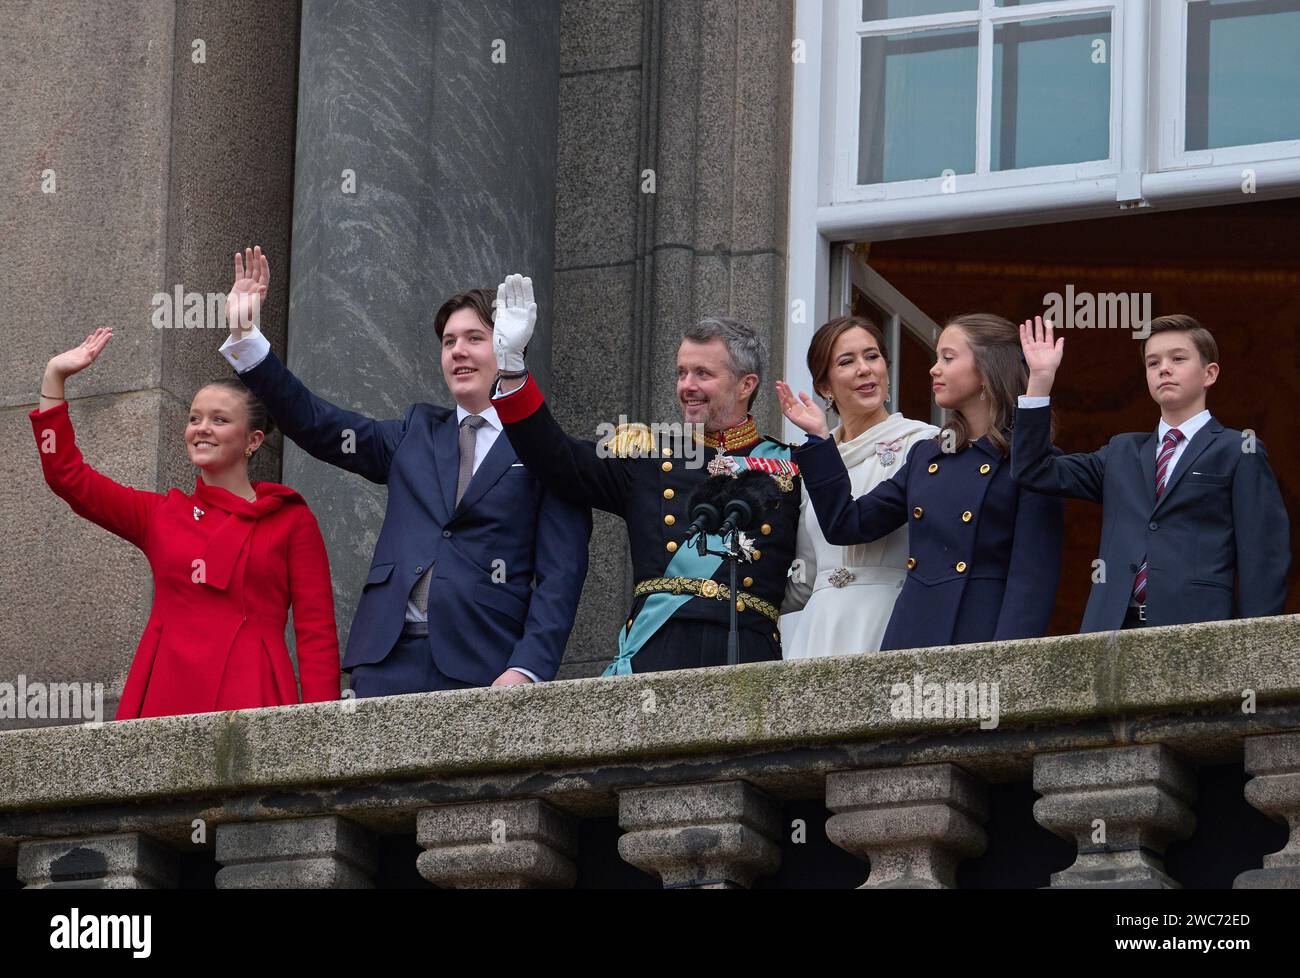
687 525 745 667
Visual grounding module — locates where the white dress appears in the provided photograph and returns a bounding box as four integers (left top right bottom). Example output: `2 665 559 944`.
781 413 940 659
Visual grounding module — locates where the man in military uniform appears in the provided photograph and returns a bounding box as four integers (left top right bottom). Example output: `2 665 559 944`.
489 274 800 675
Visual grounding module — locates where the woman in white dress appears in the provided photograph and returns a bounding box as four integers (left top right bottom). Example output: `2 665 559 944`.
781 316 939 658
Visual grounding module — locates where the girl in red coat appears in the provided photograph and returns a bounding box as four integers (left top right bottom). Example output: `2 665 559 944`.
32 327 340 720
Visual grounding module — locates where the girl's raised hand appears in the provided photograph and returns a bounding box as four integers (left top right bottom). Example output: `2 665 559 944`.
47 328 113 379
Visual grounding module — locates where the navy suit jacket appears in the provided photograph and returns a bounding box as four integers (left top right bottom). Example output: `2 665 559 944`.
796 432 1063 651
238 350 591 684
1011 404 1290 632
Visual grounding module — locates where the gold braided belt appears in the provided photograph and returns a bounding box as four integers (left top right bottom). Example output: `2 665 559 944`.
633 576 780 625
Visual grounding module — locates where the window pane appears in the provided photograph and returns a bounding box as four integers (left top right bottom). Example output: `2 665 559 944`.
896 325 937 424
1186 0 1300 151
991 15 1111 170
859 27 978 184
863 0 978 18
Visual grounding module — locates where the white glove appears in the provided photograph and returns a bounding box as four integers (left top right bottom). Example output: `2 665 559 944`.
493 273 536 374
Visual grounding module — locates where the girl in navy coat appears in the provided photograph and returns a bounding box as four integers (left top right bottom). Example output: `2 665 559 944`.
777 313 1064 651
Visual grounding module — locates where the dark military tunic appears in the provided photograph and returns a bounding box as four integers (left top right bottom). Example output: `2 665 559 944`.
493 375 801 673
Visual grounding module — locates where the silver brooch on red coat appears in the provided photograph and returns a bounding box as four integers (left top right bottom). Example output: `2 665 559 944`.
193 507 205 521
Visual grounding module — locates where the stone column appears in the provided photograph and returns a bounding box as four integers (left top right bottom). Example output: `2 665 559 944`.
214 815 377 888
1034 744 1196 889
617 780 781 888
550 0 796 673
18 833 178 889
1235 732 1300 888
288 0 561 654
825 764 988 889
416 798 578 888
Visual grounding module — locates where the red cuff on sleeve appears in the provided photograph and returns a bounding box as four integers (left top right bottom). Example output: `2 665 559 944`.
30 399 70 424
492 373 545 424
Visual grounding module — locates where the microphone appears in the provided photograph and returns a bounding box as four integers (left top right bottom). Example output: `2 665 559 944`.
717 470 781 540
683 475 732 552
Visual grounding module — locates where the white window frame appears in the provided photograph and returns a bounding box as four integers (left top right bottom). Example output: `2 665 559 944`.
834 0 1125 204
783 0 1300 441
1153 0 1300 171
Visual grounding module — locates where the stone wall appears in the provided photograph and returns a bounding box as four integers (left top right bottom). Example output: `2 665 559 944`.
0 0 300 727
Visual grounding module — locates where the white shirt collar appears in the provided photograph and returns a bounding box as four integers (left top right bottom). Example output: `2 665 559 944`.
456 403 502 431
1159 408 1211 443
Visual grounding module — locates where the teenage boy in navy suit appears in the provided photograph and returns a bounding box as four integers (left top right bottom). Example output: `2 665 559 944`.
1012 314 1289 631
218 246 591 694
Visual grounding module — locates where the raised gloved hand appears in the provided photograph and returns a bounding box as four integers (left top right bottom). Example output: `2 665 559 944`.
493 273 536 374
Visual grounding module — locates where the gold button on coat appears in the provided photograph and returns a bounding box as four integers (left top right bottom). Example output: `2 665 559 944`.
913 506 923 519
962 511 972 522
663 448 673 457
743 576 753 587
666 541 678 553
736 600 746 612
906 557 916 569
928 463 939 474
664 514 676 525
955 561 967 573
663 488 674 500
979 463 991 475
661 461 673 472
760 523 772 535
752 550 761 561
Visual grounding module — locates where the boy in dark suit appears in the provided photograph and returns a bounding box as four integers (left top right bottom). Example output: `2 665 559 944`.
1013 314 1289 630
218 247 590 694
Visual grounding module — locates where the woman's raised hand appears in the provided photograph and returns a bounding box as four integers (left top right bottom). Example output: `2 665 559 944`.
775 381 830 440
226 245 270 336
47 327 113 379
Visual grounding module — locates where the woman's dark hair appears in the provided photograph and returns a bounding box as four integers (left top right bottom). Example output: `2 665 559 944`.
201 377 276 436
806 315 889 408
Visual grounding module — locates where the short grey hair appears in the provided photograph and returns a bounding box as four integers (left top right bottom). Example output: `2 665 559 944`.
682 316 766 411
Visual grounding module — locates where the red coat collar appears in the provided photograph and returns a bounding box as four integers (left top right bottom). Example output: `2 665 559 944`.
189 480 306 591
192 478 304 519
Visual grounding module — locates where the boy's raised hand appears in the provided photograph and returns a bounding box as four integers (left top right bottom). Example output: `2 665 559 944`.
226 245 270 338
1020 315 1063 397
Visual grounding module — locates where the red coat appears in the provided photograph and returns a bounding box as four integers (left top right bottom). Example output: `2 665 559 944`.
31 401 340 719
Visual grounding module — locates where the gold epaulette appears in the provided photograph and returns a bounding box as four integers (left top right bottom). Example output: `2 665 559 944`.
609 422 655 458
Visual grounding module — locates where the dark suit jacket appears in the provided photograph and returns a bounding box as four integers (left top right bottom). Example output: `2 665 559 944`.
1011 404 1290 631
796 432 1063 651
239 350 591 684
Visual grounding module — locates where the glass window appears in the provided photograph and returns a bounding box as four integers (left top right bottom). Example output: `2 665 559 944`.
863 0 978 18
992 14 1112 170
1185 0 1300 151
859 27 979 184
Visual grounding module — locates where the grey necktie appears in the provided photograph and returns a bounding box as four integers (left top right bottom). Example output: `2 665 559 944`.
411 414 488 616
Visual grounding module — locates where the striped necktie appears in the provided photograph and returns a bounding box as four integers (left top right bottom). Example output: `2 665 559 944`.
1132 428 1184 605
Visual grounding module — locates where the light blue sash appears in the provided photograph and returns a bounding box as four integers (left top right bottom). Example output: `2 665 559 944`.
603 440 793 676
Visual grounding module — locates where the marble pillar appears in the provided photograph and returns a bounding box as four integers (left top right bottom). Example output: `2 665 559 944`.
288 0 561 662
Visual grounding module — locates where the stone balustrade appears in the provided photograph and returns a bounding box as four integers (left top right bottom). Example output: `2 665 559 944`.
2 616 1299 888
